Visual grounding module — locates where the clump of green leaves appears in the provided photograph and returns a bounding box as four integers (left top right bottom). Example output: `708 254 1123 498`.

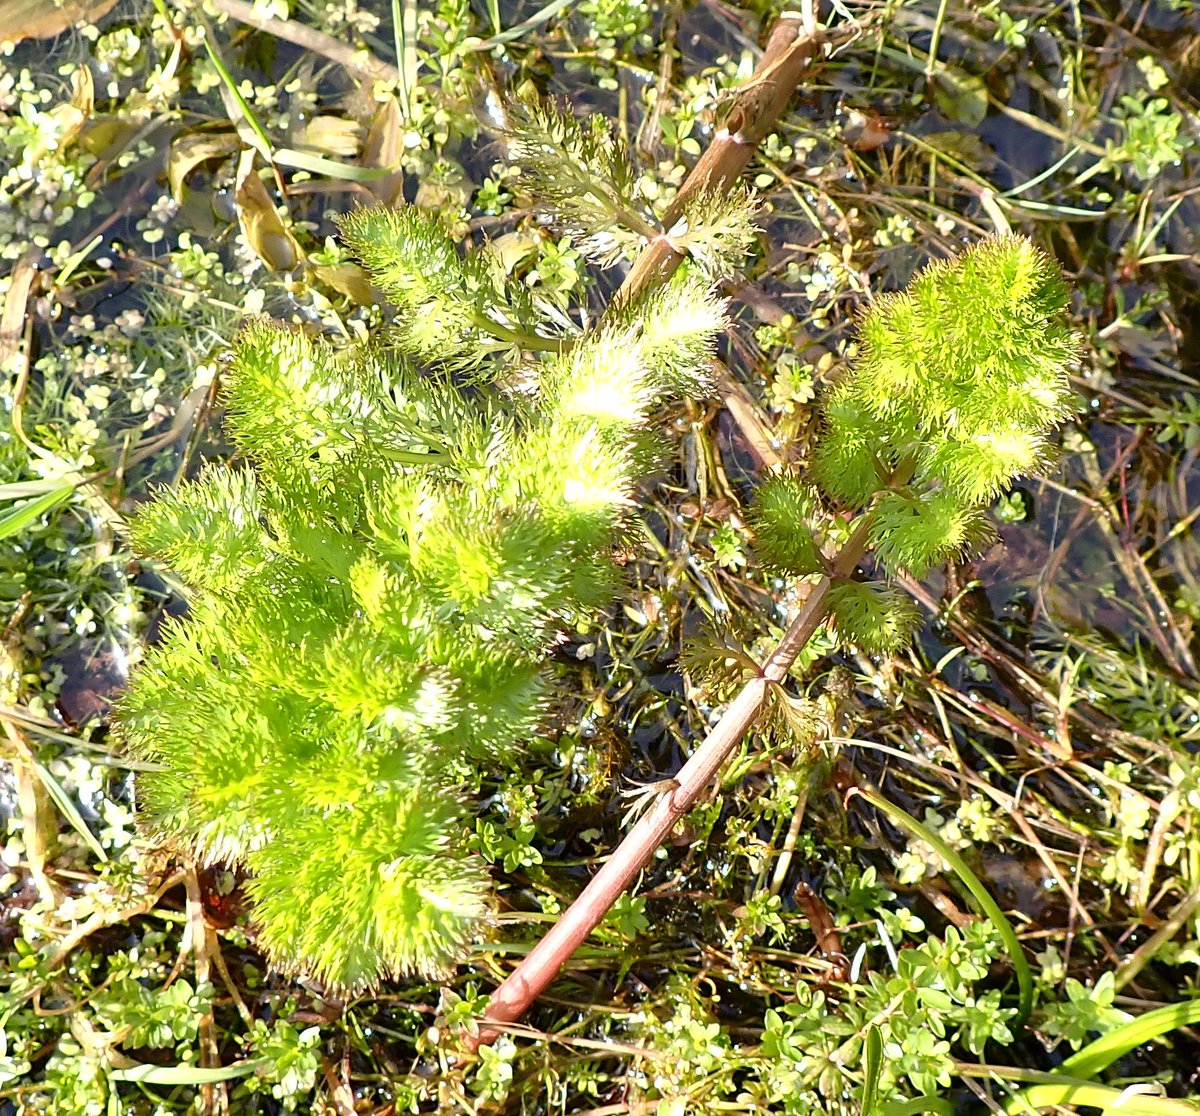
506 90 759 278
754 236 1078 652
118 101 729 990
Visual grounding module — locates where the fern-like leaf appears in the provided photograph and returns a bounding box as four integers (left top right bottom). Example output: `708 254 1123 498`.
128 468 270 594
827 580 920 654
868 490 996 578
338 206 551 371
751 474 825 575
119 201 728 990
505 93 653 265
668 186 761 280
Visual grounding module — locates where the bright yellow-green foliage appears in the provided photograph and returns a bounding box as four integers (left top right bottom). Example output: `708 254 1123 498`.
118 204 725 990
758 236 1078 648
751 474 822 574
814 236 1077 526
826 581 920 654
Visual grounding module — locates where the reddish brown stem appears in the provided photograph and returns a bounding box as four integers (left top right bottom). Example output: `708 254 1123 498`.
475 519 870 1044
612 15 826 311
470 9 829 1048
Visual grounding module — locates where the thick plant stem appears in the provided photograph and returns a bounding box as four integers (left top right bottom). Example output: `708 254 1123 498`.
469 8 828 1046
612 12 826 311
475 518 872 1044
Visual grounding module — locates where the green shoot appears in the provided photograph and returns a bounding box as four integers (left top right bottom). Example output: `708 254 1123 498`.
118 108 727 987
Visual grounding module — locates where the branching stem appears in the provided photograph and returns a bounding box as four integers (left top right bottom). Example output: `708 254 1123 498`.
472 312 568 353
474 516 870 1044
471 6 829 1046
611 14 827 313
580 181 662 243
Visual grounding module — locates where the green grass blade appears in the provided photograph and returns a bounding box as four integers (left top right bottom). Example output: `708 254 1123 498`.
882 1097 956 1116
855 788 1033 1023
109 1059 267 1084
201 34 391 183
32 757 108 862
0 480 76 500
200 33 273 161
1004 197 1106 218
465 0 574 50
0 484 75 540
1058 997 1200 1079
271 147 394 182
863 1024 884 1116
999 146 1084 198
1011 1081 1200 1116
391 0 417 119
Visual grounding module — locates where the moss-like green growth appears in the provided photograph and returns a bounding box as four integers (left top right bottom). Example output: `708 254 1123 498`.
117 201 725 990
757 236 1078 645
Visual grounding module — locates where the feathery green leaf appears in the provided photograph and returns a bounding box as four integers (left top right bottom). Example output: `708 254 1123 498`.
751 474 825 575
827 580 920 654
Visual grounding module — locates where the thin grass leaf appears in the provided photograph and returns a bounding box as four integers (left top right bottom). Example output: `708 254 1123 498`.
32 757 107 862
999 145 1084 198
0 478 75 501
1058 997 1200 1079
0 484 75 540
109 1059 267 1084
862 1024 884 1116
272 148 395 182
1 705 128 751
391 0 417 119
854 787 1033 1023
881 1098 957 1116
1005 197 1107 218
201 34 388 184
200 33 274 161
1009 1081 1200 1116
464 0 574 50
56 234 102 287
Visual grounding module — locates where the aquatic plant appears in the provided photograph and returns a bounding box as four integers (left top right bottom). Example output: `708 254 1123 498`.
479 230 1082 1035
115 104 740 990
118 41 1082 1002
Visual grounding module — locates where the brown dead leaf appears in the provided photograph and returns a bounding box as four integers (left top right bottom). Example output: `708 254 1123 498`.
168 131 241 202
711 359 785 472
312 263 377 306
842 108 891 152
235 148 302 272
0 250 38 376
296 115 363 159
80 117 141 160
62 64 94 139
0 0 118 43
487 230 540 275
361 96 405 206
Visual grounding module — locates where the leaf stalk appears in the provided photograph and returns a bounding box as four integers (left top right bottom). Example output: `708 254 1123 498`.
474 514 870 1043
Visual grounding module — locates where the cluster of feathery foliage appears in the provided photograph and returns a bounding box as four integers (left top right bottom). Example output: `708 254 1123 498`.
119 89 1077 989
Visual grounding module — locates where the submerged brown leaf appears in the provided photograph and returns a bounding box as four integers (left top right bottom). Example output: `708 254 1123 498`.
0 250 37 376
296 115 363 159
312 264 377 306
0 0 118 43
361 96 405 205
234 149 302 272
168 132 241 202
